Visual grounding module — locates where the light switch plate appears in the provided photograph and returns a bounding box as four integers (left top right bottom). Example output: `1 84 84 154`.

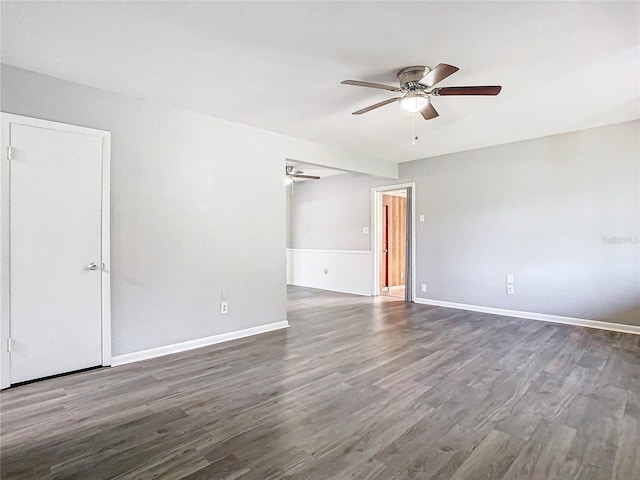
419 215 425 222
506 274 514 284
362 226 369 234
421 284 427 292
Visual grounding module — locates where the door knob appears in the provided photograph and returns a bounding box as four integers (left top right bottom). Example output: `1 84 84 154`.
88 263 99 271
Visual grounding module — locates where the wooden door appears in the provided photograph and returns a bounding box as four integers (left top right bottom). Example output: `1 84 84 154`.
382 194 407 286
380 204 389 290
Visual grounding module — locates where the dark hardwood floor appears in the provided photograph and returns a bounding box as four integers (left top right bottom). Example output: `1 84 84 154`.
1 286 638 479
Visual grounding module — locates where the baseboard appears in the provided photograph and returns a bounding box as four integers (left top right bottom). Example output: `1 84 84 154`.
111 321 290 366
412 297 640 336
289 282 372 297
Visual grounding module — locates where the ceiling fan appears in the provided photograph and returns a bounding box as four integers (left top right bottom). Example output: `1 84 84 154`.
286 165 320 182
341 64 501 120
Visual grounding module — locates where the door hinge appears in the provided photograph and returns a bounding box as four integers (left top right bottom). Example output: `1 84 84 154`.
6 338 11 353
7 146 14 161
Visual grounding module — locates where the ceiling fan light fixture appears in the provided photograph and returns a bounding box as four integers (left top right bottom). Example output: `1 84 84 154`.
399 92 430 113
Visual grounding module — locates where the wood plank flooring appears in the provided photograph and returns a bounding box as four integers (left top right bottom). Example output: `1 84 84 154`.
1 286 638 479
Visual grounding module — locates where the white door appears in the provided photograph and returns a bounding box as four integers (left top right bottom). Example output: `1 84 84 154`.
9 121 105 383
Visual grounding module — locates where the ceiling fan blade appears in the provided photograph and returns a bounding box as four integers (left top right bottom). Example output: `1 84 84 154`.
419 63 459 88
341 80 400 92
432 86 502 96
352 97 401 115
293 175 321 180
420 103 439 120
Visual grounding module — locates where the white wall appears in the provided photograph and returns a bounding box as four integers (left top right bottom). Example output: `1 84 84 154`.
0 65 396 360
286 249 373 296
289 121 640 327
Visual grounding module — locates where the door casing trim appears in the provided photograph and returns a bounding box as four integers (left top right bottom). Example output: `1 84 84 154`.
0 113 111 388
371 183 416 301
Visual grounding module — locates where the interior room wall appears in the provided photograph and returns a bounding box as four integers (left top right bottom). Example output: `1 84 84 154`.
289 120 640 327
0 65 395 358
289 173 391 251
286 173 392 295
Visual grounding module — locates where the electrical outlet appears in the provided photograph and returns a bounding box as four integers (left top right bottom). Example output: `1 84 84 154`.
220 301 229 314
421 284 427 292
507 285 515 295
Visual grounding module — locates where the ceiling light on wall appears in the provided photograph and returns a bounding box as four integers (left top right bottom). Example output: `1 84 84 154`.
399 92 430 113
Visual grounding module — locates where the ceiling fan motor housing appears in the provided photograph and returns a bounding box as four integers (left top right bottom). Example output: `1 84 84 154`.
397 66 431 91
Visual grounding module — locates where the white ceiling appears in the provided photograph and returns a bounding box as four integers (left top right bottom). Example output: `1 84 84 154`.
1 1 638 164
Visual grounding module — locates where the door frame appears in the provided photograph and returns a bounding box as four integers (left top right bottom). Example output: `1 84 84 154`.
371 182 416 301
0 113 111 388
382 204 389 290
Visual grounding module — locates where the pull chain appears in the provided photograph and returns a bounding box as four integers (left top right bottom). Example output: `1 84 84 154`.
411 113 417 146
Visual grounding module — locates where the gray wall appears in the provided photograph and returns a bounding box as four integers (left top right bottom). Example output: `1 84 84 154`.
289 173 391 251
290 121 640 326
0 65 390 356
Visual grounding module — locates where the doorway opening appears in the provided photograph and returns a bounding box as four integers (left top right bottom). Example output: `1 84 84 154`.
372 183 415 302
381 190 407 298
